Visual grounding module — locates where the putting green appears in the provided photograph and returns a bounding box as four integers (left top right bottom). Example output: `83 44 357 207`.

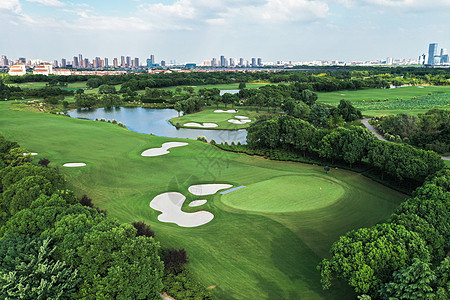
221 175 345 213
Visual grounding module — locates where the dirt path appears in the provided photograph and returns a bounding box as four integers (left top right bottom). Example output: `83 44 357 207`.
361 118 449 161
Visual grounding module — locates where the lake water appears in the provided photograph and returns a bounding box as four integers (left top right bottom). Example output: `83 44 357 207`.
66 107 248 144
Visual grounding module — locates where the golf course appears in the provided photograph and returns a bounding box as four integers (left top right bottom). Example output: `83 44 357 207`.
0 101 407 299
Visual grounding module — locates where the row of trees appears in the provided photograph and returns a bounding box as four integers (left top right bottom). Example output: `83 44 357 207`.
319 168 450 299
0 135 213 299
247 115 444 185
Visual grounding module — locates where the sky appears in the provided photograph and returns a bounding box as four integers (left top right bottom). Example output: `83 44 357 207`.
1 0 450 63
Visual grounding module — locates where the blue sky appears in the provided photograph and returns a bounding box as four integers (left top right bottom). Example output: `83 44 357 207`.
1 0 450 63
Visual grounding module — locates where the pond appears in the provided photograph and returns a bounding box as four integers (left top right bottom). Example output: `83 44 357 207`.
66 107 247 144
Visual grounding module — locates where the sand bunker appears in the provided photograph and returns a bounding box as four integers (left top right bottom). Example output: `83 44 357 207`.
23 153 38 156
188 184 233 196
189 200 207 207
184 122 218 128
235 116 249 119
228 119 252 125
214 110 237 113
141 142 188 157
150 192 214 227
63 163 86 167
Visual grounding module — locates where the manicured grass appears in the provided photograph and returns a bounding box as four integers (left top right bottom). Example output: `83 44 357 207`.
170 106 270 129
221 175 345 213
317 85 450 106
0 101 406 299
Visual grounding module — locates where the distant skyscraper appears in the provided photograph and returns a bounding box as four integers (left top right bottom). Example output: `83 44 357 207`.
126 56 131 67
251 58 256 67
239 58 244 66
18 57 26 64
61 58 66 67
230 58 236 67
84 58 89 68
150 54 155 64
104 58 109 68
113 58 118 68
212 58 217 67
428 43 438 65
73 56 79 67
419 54 426 65
134 57 139 68
78 54 83 67
1 55 8 66
220 55 226 67
121 56 125 67
161 60 166 67
53 60 58 67
257 58 262 66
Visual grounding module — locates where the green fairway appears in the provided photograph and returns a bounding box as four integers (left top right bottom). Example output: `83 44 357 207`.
0 101 407 299
221 175 345 213
170 106 268 130
318 85 450 105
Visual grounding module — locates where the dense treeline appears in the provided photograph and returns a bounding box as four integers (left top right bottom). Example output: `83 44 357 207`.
246 115 444 188
319 168 450 299
0 135 215 299
371 109 450 154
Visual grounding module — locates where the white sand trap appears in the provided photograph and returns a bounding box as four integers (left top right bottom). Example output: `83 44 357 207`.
141 142 189 157
188 184 233 196
228 119 252 125
418 86 424 88
184 122 218 128
189 200 207 207
63 163 86 167
214 110 237 113
23 153 38 156
150 192 214 227
235 116 249 119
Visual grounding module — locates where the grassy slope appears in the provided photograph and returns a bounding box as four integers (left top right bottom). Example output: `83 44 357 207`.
0 102 406 299
318 86 450 116
170 106 270 130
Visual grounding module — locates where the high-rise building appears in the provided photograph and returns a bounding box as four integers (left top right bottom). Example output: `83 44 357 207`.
161 60 166 67
126 56 131 67
220 55 226 67
78 54 83 67
1 55 8 66
440 49 448 64
121 56 125 67
211 58 217 67
18 57 26 64
84 58 89 68
53 60 59 67
104 58 109 68
257 58 262 66
134 57 139 68
113 58 118 68
428 43 438 65
251 58 256 67
61 58 66 67
229 58 236 67
73 56 79 68
150 54 155 64
239 58 244 66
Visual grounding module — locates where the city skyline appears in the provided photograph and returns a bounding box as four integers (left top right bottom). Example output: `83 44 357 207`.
1 0 450 63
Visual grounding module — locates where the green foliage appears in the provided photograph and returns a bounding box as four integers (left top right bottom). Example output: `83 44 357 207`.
0 235 80 299
309 103 330 127
3 147 31 167
76 218 164 299
380 259 436 300
86 78 102 89
358 92 450 111
336 100 362 122
74 93 98 108
98 84 117 94
162 270 216 300
101 94 122 108
299 89 318 106
319 223 429 295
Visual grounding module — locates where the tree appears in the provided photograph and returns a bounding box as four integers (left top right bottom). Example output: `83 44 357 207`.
380 259 436 300
336 100 362 122
98 84 117 94
76 219 164 299
86 78 102 89
309 104 330 127
299 89 318 106
38 158 50 168
101 94 122 108
0 235 80 299
132 221 155 238
3 147 31 167
324 166 330 174
239 82 246 89
162 248 189 275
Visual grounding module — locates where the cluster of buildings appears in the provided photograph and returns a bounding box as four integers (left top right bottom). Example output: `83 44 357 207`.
202 56 263 67
420 43 449 66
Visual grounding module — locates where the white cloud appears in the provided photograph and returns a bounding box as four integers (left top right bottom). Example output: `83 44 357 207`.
139 0 196 19
0 0 22 13
337 0 450 10
27 0 65 7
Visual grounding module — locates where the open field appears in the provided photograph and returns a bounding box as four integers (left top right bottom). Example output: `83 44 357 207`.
0 102 406 299
170 106 269 130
